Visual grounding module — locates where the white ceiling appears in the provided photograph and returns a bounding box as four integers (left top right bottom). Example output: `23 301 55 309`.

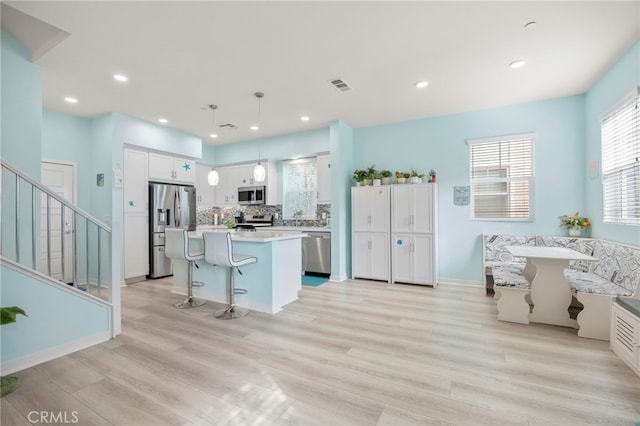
5 1 640 146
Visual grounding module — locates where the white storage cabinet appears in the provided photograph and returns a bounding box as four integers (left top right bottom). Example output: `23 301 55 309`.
391 184 437 286
351 186 390 282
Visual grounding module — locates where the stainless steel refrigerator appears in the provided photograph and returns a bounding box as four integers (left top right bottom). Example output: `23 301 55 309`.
148 182 196 278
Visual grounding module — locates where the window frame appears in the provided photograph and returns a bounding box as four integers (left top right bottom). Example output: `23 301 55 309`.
467 133 535 222
282 157 318 220
601 88 640 225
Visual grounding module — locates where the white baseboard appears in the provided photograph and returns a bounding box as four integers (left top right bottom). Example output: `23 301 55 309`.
329 273 347 282
0 331 111 375
438 278 484 288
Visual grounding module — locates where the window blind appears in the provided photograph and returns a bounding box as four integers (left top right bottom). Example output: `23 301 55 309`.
469 135 533 220
602 90 640 224
282 158 317 219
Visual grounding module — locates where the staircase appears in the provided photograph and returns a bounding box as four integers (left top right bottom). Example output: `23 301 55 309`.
1 159 120 374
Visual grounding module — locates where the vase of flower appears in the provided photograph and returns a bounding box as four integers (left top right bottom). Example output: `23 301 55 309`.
559 212 590 238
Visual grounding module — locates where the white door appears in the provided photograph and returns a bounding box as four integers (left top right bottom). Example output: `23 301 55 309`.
124 149 148 214
412 234 433 285
40 161 75 283
124 214 149 278
391 185 412 232
413 185 433 234
148 152 174 181
370 232 389 281
370 187 390 233
351 187 370 231
352 232 371 278
173 158 196 184
392 233 412 283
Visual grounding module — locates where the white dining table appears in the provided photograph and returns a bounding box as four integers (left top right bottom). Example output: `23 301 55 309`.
506 246 596 328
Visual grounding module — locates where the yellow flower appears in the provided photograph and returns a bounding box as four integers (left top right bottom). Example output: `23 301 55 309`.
583 220 590 227
572 214 579 221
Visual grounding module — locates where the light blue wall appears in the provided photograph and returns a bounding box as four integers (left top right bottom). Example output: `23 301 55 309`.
0 264 110 364
1 30 42 177
1 30 42 266
42 109 92 210
584 40 640 246
330 121 354 281
113 113 202 159
354 95 586 283
213 128 329 165
89 114 115 224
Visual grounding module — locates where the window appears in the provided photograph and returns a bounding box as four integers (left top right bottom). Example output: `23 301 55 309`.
282 158 317 219
469 134 534 220
602 89 640 225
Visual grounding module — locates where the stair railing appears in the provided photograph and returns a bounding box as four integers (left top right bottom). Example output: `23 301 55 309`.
1 159 114 304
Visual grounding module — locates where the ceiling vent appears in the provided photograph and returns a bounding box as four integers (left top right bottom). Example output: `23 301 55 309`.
219 123 238 130
328 77 352 92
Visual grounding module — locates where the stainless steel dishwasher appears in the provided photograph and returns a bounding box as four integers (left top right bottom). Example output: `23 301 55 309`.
302 232 331 275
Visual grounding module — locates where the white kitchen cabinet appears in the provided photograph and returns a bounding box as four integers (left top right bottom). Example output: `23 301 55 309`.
391 184 437 287
148 152 195 184
352 186 390 233
124 214 149 279
196 163 216 206
317 155 331 203
392 233 434 285
351 186 390 282
124 148 148 214
237 163 263 187
214 165 239 205
352 232 389 281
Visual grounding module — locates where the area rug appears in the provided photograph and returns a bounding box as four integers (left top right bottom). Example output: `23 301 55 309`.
301 275 329 287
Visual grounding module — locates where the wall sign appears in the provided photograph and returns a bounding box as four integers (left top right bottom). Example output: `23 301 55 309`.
454 186 470 206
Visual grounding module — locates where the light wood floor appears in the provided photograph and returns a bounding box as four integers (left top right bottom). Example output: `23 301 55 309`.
2 278 639 425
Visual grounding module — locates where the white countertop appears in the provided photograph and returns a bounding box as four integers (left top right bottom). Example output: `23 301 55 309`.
507 245 596 261
192 227 307 242
197 224 330 233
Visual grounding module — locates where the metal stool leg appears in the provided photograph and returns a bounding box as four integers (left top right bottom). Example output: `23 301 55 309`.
174 260 207 309
214 266 249 319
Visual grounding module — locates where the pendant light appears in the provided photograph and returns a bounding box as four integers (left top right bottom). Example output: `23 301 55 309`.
206 104 220 186
252 92 266 183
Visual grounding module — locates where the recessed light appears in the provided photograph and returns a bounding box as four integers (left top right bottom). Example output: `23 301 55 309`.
113 74 128 82
64 97 78 103
509 60 526 69
158 118 168 124
524 21 537 30
250 125 259 131
209 134 218 139
415 81 428 89
301 116 310 122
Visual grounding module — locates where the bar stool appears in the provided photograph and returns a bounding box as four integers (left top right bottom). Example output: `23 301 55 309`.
164 228 207 309
202 231 257 319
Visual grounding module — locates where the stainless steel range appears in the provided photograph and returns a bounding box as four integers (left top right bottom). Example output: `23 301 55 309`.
235 214 273 231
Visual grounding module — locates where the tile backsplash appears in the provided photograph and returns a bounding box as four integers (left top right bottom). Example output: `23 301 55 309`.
197 203 331 228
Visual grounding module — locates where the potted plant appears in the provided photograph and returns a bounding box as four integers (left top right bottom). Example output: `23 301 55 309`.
559 212 590 237
364 165 377 186
1 306 27 397
353 169 368 186
428 169 436 183
409 169 424 184
372 172 382 186
395 171 409 184
380 170 392 185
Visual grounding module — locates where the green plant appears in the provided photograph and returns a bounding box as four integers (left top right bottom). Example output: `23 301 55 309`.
223 220 235 229
559 212 590 229
380 170 392 178
395 171 410 179
365 165 377 180
410 169 424 178
1 307 26 398
353 169 368 182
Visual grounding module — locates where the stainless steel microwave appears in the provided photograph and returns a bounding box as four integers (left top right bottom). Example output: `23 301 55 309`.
238 186 266 205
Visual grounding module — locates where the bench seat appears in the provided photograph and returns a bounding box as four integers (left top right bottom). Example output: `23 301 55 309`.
565 269 633 296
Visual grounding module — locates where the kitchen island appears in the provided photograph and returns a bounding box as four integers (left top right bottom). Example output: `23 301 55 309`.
170 227 307 314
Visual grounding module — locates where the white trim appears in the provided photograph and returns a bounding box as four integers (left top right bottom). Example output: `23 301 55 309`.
466 132 536 146
0 331 111 375
438 278 483 288
329 273 347 282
